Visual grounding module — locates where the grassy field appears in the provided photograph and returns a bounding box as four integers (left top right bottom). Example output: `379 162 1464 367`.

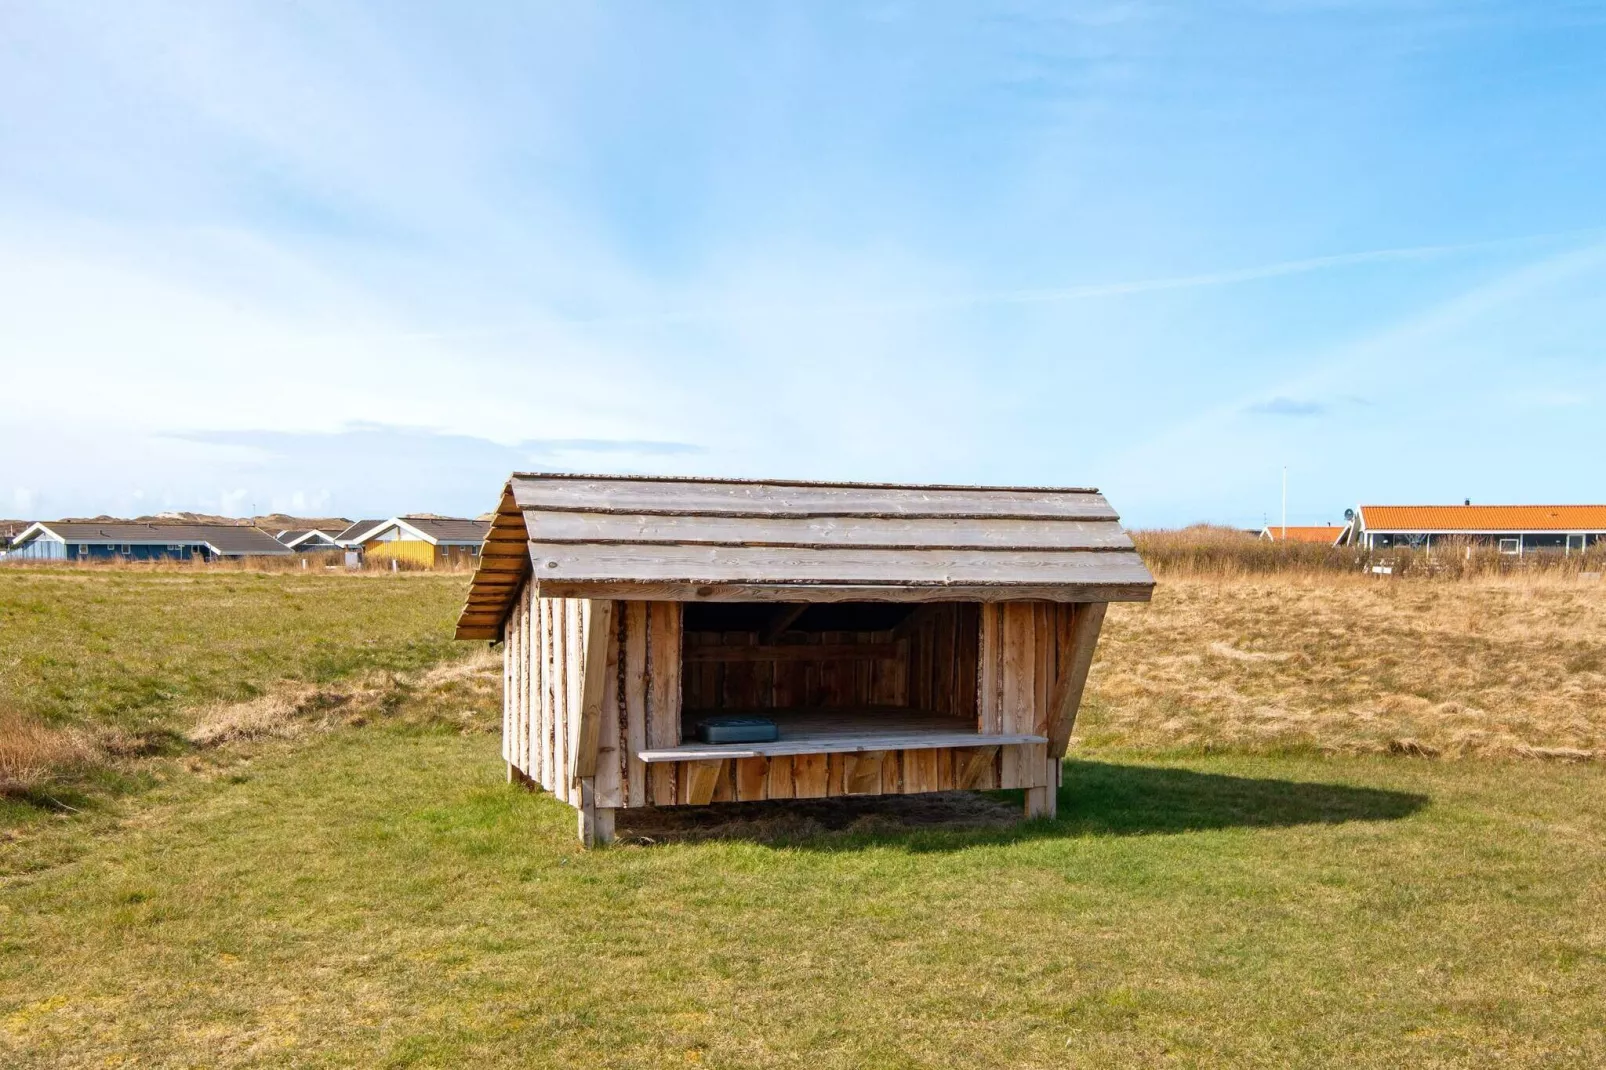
2 565 1604 1066
1087 574 1606 759
0 568 468 733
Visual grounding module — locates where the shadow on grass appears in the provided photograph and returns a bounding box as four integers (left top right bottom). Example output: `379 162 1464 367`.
612 759 1429 850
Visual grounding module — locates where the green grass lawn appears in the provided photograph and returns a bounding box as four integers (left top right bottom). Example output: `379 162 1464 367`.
2 569 1603 1067
2 727 1602 1068
0 568 467 733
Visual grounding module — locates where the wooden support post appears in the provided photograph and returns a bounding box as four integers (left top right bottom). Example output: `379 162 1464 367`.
570 599 616 786
1024 785 1056 820
577 777 614 847
1045 602 1108 758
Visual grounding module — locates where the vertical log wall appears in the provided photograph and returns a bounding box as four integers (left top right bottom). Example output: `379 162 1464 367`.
503 584 683 810
503 593 1106 813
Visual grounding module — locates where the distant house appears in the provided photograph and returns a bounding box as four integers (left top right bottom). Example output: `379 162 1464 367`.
1260 524 1348 546
5 522 294 562
332 520 388 548
276 528 343 552
1350 505 1606 555
360 517 490 568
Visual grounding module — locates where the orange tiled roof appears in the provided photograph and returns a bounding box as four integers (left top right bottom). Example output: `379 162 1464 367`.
1360 505 1606 532
1262 525 1345 544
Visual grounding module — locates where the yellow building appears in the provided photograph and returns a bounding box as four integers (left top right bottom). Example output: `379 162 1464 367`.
358 517 490 569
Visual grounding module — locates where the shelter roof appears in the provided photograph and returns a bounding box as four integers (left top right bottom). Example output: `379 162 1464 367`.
1359 505 1606 533
457 473 1154 640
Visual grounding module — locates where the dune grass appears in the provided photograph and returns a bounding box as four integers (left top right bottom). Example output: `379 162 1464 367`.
1085 574 1606 758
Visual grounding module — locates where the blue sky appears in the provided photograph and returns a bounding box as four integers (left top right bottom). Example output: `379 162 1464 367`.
2 1 1603 527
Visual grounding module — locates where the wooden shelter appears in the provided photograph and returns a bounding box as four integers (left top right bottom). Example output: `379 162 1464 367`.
455 474 1154 845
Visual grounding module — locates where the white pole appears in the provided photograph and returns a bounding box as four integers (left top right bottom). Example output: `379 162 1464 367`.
1281 466 1288 539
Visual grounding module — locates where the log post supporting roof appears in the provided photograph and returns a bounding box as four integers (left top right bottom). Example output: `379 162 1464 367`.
454 474 1155 640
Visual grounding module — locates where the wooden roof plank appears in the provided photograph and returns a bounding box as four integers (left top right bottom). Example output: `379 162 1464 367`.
523 510 1133 551
534 580 1153 604
512 477 1117 520
525 542 1152 587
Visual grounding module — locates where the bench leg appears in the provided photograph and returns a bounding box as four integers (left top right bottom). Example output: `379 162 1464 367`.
1024 785 1057 820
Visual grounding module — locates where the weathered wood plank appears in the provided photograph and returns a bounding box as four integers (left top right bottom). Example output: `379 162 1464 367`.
1045 602 1108 758
569 599 615 783
623 601 649 808
955 746 1000 789
594 601 624 809
513 589 525 776
534 579 1153 604
525 511 1134 550
647 602 682 806
565 599 583 805
536 597 551 790
577 777 615 847
844 751 884 794
792 753 830 798
978 603 1001 736
526 543 1152 589
903 748 936 794
637 731 1045 761
513 477 1115 519
523 584 535 777
768 754 794 799
552 599 569 802
1000 603 1037 788
880 749 901 793
500 604 512 765
735 756 770 801
681 760 724 806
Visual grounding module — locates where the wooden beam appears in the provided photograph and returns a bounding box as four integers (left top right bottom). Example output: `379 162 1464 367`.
535 580 1154 605
760 603 809 642
569 599 616 784
1044 602 1108 758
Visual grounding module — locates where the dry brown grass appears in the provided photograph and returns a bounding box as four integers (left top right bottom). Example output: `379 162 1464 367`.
1135 524 1606 579
1082 572 1606 759
186 646 503 748
0 709 96 797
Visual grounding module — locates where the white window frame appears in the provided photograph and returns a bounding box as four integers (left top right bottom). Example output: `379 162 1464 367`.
1498 538 1520 555
1566 534 1587 555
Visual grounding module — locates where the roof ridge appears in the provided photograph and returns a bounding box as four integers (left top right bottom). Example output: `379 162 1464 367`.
507 472 1101 494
